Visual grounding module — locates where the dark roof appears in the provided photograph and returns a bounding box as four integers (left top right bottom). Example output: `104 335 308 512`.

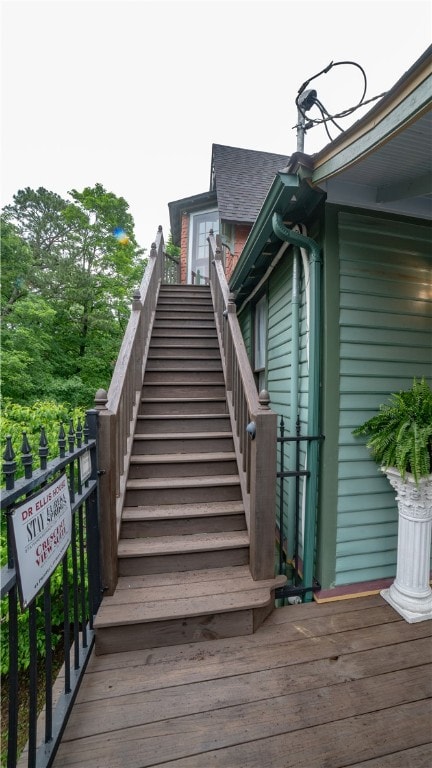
211 144 290 224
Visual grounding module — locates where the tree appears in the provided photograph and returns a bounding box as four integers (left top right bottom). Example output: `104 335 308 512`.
1 185 146 406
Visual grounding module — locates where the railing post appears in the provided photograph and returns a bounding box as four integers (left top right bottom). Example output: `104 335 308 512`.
249 390 277 580
94 388 118 596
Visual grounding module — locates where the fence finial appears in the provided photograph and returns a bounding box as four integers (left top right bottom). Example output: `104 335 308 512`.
21 431 33 479
94 388 108 410
258 389 271 409
132 288 142 310
3 435 16 490
39 426 49 470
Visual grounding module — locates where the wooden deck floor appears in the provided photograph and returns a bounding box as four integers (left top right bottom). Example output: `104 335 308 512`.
52 593 432 768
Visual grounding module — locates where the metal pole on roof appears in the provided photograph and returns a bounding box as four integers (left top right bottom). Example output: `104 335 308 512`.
296 89 317 153
296 108 306 152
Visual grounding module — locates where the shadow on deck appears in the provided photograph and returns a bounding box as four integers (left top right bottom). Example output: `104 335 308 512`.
50 594 432 768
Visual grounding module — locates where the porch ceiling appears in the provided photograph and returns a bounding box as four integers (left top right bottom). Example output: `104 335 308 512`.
315 108 432 221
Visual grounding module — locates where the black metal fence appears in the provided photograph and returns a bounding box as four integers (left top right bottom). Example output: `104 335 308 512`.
1 410 102 768
275 415 323 602
162 250 180 284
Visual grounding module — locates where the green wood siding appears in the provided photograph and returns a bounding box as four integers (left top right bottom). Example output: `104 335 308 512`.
334 211 432 586
238 306 252 359
267 253 309 563
237 250 310 566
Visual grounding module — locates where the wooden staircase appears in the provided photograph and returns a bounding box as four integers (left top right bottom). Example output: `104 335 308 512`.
94 284 283 654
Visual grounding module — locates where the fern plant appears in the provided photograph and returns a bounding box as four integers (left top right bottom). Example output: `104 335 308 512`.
352 377 432 484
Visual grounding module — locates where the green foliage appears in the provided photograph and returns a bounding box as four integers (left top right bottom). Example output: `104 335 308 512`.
352 377 432 483
1 184 147 406
165 231 180 259
0 401 89 674
0 399 84 478
0 534 86 675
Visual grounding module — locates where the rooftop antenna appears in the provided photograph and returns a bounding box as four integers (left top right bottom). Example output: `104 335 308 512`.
294 60 386 153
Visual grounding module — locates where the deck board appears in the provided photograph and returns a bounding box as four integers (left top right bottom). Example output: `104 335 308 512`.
52 596 432 768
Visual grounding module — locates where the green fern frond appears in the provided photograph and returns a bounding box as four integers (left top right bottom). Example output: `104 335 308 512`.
352 377 432 484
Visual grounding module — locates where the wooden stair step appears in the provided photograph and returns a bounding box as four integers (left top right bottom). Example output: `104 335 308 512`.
156 308 214 315
144 369 223 376
118 531 249 557
152 326 217 334
141 402 228 408
132 432 234 453
134 431 232 441
97 572 286 608
126 474 241 491
139 397 228 415
112 564 253 587
157 296 214 312
131 451 236 465
143 385 225 391
128 453 237 479
121 499 246 536
135 415 231 433
122 500 245 522
94 587 273 626
149 337 219 346
148 352 221 359
125 475 242 509
146 362 223 370
94 566 286 652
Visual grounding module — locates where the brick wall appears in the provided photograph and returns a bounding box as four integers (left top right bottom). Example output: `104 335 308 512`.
224 224 251 281
180 212 189 284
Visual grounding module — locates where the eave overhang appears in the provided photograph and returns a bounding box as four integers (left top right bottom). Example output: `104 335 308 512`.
229 171 325 304
310 46 432 221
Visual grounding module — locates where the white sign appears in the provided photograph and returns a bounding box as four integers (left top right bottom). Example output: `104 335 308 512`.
11 473 72 609
79 450 92 484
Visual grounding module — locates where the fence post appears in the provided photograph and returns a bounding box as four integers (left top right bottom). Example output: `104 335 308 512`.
249 390 277 580
94 388 118 596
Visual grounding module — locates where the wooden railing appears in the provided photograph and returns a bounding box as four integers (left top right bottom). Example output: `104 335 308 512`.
208 232 277 581
94 227 165 595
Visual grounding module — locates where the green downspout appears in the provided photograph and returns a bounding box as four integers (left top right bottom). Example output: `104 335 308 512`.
288 250 300 561
272 212 322 602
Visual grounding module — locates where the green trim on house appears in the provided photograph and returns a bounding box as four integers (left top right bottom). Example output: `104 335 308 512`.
230 174 324 300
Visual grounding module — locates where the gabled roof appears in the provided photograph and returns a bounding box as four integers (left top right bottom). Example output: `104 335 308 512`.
211 144 289 224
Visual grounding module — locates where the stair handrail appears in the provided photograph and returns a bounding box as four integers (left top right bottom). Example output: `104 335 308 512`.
94 226 165 594
208 231 277 581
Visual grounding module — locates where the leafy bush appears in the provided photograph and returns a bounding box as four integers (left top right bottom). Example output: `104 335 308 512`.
1 399 88 673
352 377 432 483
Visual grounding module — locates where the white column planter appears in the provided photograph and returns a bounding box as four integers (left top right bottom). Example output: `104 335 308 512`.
381 467 432 623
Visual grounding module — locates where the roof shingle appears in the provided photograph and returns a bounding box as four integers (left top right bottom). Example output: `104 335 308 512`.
211 144 289 223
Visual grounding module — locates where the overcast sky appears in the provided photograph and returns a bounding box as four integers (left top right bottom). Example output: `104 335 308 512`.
2 0 431 252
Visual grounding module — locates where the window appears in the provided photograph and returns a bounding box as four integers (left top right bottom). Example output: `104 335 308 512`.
188 209 219 283
254 294 267 391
